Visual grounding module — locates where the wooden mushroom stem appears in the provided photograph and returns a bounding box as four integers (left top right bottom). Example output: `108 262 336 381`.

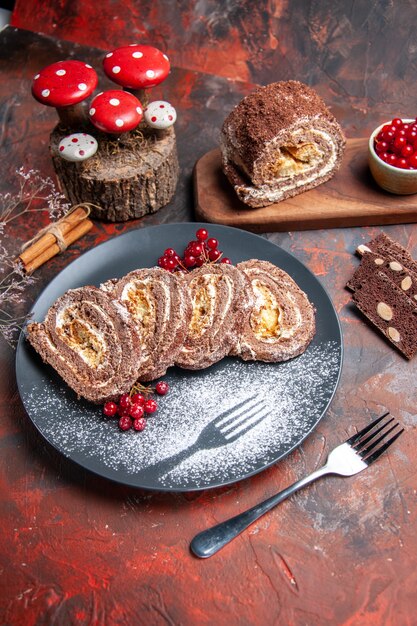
57 102 88 129
125 87 149 107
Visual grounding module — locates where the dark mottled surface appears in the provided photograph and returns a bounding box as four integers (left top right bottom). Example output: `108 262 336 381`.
1 24 417 626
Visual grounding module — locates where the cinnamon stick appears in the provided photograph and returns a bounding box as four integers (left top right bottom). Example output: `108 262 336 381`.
23 219 93 274
19 206 88 266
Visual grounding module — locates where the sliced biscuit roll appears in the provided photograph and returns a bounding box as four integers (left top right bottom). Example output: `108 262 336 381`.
234 260 315 362
176 263 253 370
107 267 192 381
26 286 142 404
220 80 345 207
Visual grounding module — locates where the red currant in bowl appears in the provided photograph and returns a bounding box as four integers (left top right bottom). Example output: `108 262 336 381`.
369 118 417 194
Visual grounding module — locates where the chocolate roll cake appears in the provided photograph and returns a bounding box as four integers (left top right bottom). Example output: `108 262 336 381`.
233 260 315 362
26 286 142 403
347 251 417 302
175 263 253 370
220 80 346 207
107 267 192 381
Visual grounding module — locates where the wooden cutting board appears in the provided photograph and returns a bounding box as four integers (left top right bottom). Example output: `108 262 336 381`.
194 138 417 232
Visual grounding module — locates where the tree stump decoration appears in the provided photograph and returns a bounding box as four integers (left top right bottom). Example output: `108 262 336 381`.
50 124 179 222
32 45 179 222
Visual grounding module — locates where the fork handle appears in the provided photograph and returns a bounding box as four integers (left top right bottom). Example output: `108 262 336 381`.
190 466 329 558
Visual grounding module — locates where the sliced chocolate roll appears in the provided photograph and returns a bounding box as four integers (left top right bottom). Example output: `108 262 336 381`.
107 267 192 381
26 286 142 404
220 80 346 207
175 263 253 370
234 260 315 362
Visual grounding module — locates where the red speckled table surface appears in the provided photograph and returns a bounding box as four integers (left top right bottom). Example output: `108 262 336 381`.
0 23 417 626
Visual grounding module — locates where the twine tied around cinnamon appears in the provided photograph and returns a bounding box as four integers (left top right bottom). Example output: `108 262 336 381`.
18 203 97 274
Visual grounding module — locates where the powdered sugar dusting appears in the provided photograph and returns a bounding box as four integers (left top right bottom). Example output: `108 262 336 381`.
20 341 341 490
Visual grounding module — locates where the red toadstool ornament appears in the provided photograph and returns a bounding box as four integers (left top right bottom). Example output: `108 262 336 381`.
89 90 143 134
32 60 98 128
103 44 170 104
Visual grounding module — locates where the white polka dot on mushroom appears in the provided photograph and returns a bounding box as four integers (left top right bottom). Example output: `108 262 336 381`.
132 51 143 58
115 119 124 127
56 69 66 76
78 83 87 91
85 64 93 68
146 70 155 78
89 108 96 115
112 66 121 74
106 52 113 58
136 107 142 114
34 74 40 80
109 98 120 106
163 54 169 61
41 89 50 97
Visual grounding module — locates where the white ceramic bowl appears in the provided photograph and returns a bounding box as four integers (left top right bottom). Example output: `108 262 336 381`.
368 119 417 194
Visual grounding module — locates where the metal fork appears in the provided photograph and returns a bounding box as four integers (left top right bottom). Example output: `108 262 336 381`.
191 412 404 558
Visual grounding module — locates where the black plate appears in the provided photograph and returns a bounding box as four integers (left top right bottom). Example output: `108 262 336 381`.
16 223 342 492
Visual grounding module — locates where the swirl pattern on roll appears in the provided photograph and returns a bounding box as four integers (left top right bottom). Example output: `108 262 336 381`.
220 80 346 208
233 260 316 362
26 286 142 403
107 267 192 381
175 263 253 370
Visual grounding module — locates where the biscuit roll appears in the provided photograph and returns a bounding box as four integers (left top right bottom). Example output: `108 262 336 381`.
26 286 142 404
220 80 346 207
176 263 253 370
108 267 192 381
233 260 315 362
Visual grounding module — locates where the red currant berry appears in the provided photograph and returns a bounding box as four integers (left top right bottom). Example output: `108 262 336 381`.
158 256 168 269
379 152 390 162
401 144 414 158
386 154 397 166
208 249 221 261
375 140 389 153
164 248 176 257
165 257 178 271
131 393 145 406
184 255 196 268
393 136 407 153
397 158 409 169
207 238 218 250
103 401 118 417
392 118 403 127
118 416 132 431
144 399 158 414
196 228 208 241
195 257 205 267
117 404 130 417
221 257 232 264
155 381 169 395
129 403 145 419
408 153 417 168
133 417 147 431
191 242 203 256
119 394 131 409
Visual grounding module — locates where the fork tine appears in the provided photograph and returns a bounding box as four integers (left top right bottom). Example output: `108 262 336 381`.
352 417 395 451
224 407 269 441
346 412 389 445
362 428 404 465
357 422 402 458
215 396 257 428
220 401 267 434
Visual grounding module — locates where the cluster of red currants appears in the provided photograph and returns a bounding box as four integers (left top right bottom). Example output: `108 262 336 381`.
103 381 169 432
158 228 231 271
374 117 417 169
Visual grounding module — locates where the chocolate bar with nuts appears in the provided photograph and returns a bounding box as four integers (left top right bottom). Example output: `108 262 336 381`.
352 270 417 359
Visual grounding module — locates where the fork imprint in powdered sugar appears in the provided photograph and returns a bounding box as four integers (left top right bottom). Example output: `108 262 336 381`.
137 396 270 480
